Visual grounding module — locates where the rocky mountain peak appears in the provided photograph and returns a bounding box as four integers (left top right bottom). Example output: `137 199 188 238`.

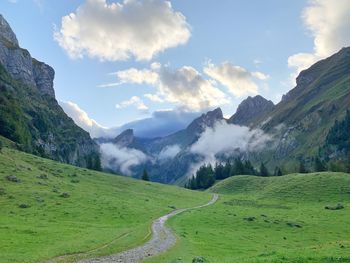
0 15 18 47
0 15 55 97
229 95 274 126
187 107 224 134
113 129 135 148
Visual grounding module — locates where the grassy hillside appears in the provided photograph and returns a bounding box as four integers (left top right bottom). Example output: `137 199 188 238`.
148 173 350 263
0 146 210 263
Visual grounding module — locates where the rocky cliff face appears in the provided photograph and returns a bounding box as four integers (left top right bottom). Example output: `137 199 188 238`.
0 15 100 169
113 129 135 148
229 95 274 126
187 108 224 134
0 15 55 97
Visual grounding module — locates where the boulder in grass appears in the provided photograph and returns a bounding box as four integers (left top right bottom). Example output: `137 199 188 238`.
6 175 20 183
325 203 344 210
60 192 70 198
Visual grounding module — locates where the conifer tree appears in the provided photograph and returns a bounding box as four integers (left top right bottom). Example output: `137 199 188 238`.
259 163 269 177
142 169 150 181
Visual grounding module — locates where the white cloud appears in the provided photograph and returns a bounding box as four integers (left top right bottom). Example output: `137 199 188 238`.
116 96 149 111
158 66 229 111
289 0 350 73
191 121 271 162
158 144 181 159
144 93 164 103
204 62 268 97
114 68 159 85
54 0 191 61
111 64 229 111
100 143 148 175
59 101 112 138
186 120 272 177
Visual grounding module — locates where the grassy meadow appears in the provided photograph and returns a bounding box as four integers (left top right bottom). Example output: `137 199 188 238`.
147 173 350 263
0 147 210 263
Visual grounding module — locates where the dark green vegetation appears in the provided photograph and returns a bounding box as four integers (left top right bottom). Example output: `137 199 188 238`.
323 109 350 172
0 63 101 169
186 160 281 190
0 145 210 263
148 173 350 263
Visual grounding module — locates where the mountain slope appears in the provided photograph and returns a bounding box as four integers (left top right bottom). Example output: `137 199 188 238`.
0 146 209 263
252 47 350 170
0 15 100 168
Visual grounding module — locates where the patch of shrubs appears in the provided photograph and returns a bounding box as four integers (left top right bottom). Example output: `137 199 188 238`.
325 203 344 210
192 257 208 263
70 179 80 183
244 216 256 222
18 203 30 208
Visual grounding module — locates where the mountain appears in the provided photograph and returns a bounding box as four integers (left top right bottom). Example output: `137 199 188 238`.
99 107 225 183
0 15 100 169
256 47 350 170
228 95 274 126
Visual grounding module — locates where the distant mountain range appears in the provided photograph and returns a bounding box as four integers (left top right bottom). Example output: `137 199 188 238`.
98 48 350 184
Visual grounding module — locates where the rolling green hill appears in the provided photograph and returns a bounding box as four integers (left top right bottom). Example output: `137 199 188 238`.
0 144 210 263
148 173 350 263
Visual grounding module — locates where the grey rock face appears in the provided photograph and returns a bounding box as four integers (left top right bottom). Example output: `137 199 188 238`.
187 107 224 134
229 95 275 126
0 15 55 97
0 15 18 47
33 59 55 97
113 129 135 148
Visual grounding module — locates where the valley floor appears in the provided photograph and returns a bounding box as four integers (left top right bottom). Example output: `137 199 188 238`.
0 148 210 263
1 147 350 263
146 174 350 263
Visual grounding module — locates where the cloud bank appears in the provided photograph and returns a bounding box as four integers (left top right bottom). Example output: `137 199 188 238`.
289 0 350 73
158 144 181 159
100 143 148 175
59 101 114 138
60 100 200 138
188 120 272 175
54 0 190 61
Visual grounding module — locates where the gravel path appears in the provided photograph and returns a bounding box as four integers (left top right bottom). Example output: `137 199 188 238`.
80 194 219 263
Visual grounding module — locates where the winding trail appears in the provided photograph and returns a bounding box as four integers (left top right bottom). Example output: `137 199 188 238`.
80 194 219 263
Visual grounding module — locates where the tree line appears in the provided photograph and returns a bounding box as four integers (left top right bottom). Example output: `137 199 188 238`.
185 159 282 190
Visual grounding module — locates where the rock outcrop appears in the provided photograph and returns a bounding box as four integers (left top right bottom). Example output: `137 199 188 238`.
229 95 274 126
0 15 55 97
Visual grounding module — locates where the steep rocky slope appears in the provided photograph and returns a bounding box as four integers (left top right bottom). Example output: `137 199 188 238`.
0 15 100 169
255 47 350 170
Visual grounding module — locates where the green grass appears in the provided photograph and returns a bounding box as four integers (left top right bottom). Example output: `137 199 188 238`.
147 173 350 263
0 147 210 263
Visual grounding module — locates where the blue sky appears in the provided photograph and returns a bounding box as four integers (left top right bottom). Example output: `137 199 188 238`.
2 0 350 137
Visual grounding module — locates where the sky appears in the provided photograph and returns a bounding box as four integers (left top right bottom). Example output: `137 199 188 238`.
2 0 350 138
